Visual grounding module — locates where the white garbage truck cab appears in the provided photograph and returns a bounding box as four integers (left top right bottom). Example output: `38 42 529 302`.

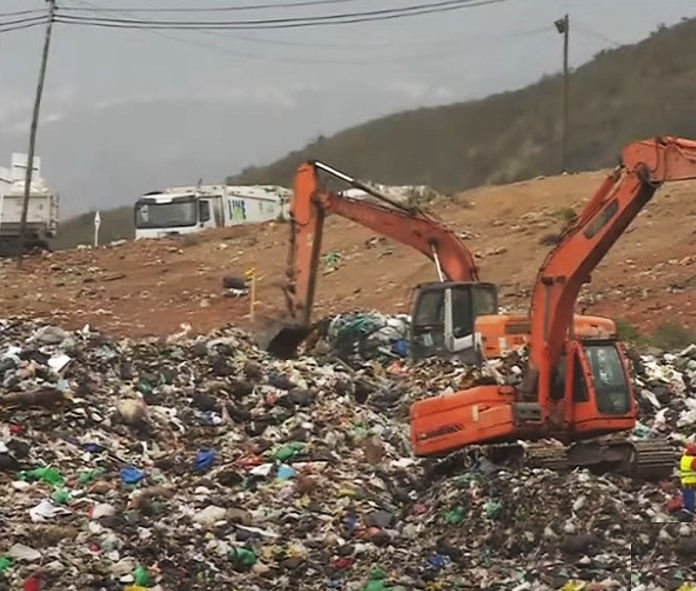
134 184 290 240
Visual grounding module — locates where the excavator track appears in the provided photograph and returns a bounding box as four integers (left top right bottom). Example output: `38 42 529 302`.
422 437 676 486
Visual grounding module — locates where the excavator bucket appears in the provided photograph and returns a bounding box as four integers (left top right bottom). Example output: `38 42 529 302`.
263 324 312 359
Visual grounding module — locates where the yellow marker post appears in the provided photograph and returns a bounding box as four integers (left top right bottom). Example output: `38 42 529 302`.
245 267 256 322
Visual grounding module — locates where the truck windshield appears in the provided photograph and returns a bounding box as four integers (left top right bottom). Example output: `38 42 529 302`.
135 200 197 229
583 343 631 415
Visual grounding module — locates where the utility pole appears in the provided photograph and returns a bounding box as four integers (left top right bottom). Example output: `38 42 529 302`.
17 0 56 266
554 13 570 174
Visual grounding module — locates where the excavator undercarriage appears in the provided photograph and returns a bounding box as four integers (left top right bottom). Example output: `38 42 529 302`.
423 436 676 485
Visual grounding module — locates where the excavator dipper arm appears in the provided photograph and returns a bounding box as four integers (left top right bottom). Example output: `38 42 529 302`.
524 136 696 416
284 160 479 327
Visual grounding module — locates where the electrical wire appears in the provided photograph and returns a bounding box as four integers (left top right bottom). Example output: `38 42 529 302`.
0 20 49 34
46 0 532 66
0 15 51 34
57 0 507 25
0 15 51 28
58 0 365 13
53 0 514 31
573 21 622 47
219 24 550 51
0 9 47 18
196 25 551 62
62 0 514 50
154 25 550 65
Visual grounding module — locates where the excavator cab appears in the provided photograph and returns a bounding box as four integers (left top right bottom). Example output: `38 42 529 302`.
409 281 498 363
551 339 635 434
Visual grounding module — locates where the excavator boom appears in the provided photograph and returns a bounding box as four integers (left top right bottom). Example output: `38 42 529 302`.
523 136 696 417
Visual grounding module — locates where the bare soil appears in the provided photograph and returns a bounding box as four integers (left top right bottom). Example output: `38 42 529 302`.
2 169 695 339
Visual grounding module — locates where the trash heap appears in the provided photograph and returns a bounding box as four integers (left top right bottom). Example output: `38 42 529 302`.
318 311 412 365
0 318 694 590
631 344 696 448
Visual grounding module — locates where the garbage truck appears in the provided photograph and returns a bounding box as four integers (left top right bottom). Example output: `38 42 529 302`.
134 183 290 240
0 153 59 256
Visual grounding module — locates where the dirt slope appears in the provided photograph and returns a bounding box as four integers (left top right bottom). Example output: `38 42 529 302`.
1 169 695 339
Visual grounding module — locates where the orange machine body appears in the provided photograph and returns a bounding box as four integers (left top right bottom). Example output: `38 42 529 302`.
411 338 636 455
473 312 616 359
411 136 696 456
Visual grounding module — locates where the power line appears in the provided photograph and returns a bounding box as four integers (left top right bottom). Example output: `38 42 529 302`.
53 0 514 31
0 9 47 18
573 21 622 47
51 0 534 66
0 16 51 34
0 21 50 34
62 0 518 50
198 25 551 63
0 15 51 29
59 0 365 13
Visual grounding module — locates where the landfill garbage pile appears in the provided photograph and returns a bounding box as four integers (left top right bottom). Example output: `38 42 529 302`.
631 344 696 449
314 312 412 365
0 318 693 590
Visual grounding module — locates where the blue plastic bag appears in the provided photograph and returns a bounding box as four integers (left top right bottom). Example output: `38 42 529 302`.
120 465 145 484
193 448 216 472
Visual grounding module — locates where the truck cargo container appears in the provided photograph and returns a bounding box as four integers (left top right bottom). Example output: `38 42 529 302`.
0 153 59 256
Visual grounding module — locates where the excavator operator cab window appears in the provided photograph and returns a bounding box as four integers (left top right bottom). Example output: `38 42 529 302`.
471 284 497 317
410 282 497 361
450 287 472 338
411 288 447 359
444 284 497 350
582 343 631 414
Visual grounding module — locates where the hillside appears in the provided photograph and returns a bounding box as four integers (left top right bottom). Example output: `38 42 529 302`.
52 16 696 250
4 171 696 345
230 18 696 191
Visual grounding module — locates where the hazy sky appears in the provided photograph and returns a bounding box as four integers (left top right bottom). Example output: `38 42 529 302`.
1 0 696 215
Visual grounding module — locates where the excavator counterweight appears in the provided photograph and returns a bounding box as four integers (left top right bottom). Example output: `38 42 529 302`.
410 136 696 482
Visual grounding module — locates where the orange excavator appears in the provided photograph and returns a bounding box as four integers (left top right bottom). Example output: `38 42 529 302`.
266 160 616 362
410 136 696 481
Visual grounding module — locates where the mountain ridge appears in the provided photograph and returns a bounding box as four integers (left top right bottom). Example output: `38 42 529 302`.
228 17 696 191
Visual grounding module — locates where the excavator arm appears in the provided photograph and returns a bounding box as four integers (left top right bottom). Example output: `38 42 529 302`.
524 136 696 414
264 160 483 358
284 160 479 327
